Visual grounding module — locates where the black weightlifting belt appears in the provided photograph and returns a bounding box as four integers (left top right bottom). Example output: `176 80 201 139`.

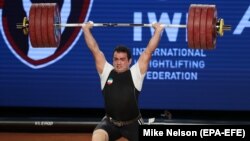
107 114 142 127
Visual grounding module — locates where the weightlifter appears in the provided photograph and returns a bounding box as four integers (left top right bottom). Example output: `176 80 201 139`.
82 21 164 141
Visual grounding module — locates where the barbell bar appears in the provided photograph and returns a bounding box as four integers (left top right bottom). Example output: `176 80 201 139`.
56 23 187 28
16 3 231 49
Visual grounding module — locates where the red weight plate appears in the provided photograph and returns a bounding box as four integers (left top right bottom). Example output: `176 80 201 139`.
187 4 195 48
200 7 208 49
48 3 61 47
34 4 43 47
206 5 217 49
41 3 50 47
193 6 202 49
29 4 37 47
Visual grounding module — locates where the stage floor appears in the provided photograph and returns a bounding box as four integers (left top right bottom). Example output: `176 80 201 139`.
0 133 128 141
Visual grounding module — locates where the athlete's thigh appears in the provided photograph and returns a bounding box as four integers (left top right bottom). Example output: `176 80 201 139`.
120 121 140 141
94 116 122 141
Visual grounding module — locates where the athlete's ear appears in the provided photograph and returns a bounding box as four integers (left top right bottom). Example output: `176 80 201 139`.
129 58 132 65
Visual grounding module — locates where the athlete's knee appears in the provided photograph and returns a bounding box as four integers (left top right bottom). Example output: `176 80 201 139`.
92 129 109 141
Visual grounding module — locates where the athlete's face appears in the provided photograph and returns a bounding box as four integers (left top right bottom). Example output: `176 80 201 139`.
113 51 131 73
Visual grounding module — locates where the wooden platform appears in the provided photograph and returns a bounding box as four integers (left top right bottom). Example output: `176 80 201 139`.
0 133 127 141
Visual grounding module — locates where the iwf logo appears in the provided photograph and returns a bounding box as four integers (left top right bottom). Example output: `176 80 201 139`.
0 0 93 69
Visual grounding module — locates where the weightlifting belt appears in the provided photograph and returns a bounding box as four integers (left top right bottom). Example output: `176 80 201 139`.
107 114 142 127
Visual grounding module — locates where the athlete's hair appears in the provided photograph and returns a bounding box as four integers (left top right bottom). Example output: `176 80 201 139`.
113 45 132 60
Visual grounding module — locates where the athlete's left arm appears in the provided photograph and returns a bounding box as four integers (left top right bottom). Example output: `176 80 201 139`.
137 23 165 75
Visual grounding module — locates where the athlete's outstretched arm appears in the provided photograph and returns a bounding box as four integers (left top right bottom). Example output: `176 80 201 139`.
137 23 165 74
82 22 106 74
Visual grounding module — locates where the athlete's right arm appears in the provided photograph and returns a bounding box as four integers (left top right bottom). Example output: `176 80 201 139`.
82 21 106 74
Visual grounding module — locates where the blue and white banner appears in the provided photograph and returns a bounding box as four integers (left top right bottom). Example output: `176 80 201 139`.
0 0 250 110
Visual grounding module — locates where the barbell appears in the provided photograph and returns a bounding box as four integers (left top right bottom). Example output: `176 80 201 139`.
16 3 231 49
